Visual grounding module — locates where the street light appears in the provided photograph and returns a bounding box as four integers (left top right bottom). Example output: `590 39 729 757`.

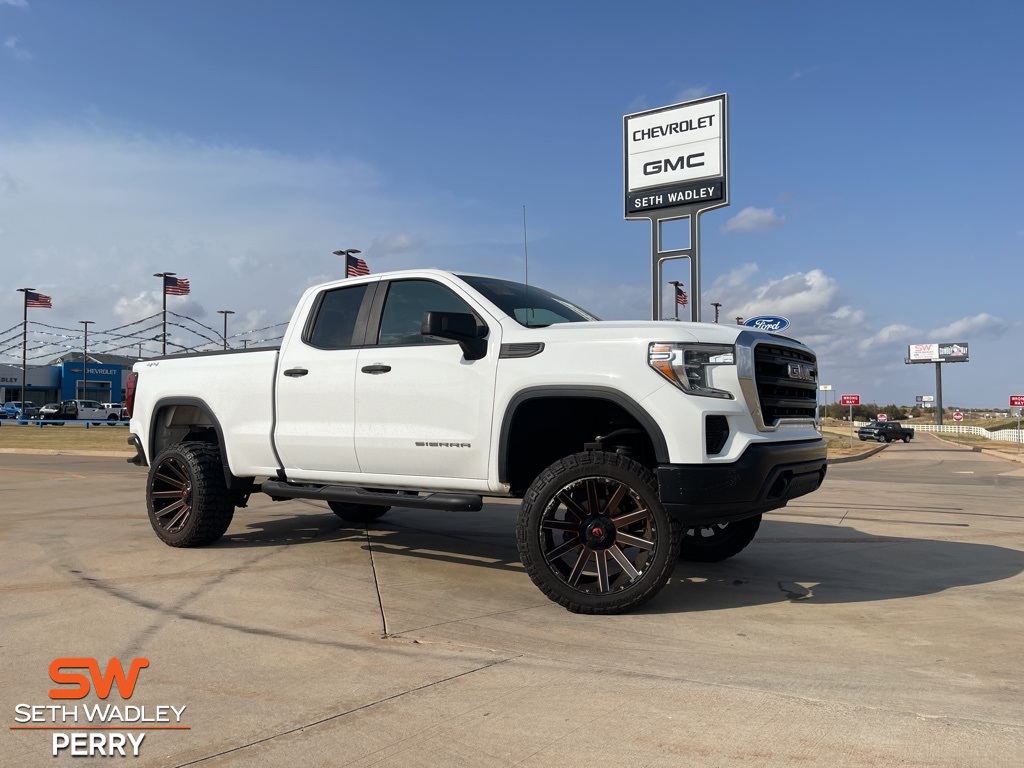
333 248 362 278
153 272 175 355
217 310 235 351
80 321 94 401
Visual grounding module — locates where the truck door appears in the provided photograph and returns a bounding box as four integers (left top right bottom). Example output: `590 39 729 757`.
273 282 371 478
354 278 499 480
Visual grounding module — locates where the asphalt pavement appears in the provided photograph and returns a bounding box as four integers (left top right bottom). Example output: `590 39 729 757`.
2 433 1022 766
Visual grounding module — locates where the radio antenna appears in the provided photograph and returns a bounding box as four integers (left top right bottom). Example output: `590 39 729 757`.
522 205 532 326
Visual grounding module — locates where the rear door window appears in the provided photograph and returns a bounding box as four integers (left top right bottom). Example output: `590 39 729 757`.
307 284 368 350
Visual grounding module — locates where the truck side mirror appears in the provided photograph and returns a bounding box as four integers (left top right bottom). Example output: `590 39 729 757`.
421 311 488 361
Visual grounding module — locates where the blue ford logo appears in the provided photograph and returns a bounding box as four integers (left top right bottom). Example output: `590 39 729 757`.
744 315 791 333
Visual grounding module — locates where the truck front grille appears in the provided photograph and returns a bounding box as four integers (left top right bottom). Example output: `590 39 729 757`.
753 343 818 426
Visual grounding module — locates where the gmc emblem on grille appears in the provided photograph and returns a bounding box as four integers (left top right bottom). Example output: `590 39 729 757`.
788 363 814 381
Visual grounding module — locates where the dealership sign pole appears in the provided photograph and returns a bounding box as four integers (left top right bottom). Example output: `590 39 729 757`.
624 94 729 321
905 342 970 426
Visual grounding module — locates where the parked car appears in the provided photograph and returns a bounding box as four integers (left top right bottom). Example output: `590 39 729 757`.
2 401 40 419
37 403 62 420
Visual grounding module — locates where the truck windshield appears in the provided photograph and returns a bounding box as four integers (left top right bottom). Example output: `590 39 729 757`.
458 275 599 327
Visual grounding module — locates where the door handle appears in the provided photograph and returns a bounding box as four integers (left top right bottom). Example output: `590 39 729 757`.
360 364 392 374
283 368 308 377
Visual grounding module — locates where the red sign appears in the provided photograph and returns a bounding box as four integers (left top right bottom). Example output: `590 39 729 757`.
953 411 964 422
877 413 888 422
1010 396 1024 407
840 394 860 405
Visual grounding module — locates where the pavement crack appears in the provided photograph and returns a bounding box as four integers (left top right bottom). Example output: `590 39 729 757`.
364 525 390 637
171 655 522 767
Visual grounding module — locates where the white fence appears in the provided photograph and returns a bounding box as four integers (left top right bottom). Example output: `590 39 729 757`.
851 421 1023 443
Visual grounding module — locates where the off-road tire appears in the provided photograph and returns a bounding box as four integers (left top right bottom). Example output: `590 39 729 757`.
147 442 235 547
679 514 762 562
517 451 680 614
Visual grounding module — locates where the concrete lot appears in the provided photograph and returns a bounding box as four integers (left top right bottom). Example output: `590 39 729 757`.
2 433 1022 766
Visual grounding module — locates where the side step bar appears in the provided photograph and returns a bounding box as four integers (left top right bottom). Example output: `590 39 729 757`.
260 480 483 512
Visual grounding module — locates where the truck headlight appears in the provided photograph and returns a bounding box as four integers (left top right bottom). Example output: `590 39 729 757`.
648 343 735 399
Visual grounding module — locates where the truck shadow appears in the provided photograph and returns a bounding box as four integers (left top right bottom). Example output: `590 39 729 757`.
217 501 1024 613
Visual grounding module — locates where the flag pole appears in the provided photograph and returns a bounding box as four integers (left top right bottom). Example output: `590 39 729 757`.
153 272 175 355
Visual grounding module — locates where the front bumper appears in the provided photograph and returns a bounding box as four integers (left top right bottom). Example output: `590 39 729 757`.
657 438 827 527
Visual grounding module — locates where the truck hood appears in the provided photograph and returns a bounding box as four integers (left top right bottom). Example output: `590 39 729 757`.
499 319 772 346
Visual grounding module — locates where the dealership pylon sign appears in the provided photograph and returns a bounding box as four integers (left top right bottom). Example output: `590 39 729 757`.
624 94 729 322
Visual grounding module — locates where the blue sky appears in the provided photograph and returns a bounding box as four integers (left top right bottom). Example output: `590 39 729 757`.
1 1 1021 408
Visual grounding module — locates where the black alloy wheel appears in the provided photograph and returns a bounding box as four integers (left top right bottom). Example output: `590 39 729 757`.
517 451 680 614
147 442 234 547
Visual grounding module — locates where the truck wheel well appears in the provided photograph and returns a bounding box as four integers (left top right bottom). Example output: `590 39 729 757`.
150 401 255 497
502 397 658 496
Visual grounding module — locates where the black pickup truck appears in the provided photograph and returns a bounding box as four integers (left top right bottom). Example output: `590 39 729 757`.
858 421 915 443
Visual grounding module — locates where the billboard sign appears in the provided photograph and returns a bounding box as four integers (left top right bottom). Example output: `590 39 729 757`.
841 394 860 405
624 94 728 215
916 395 935 403
743 315 791 333
907 342 970 363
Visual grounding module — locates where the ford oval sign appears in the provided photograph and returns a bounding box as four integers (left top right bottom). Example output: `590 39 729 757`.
744 315 791 333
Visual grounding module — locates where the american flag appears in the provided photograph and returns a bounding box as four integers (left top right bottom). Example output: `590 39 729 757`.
346 254 370 278
25 291 53 308
675 285 688 307
164 275 191 295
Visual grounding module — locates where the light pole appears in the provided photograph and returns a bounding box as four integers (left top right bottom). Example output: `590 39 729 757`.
333 248 362 277
217 310 235 350
80 321 94 401
16 287 34 412
710 302 722 323
153 272 175 355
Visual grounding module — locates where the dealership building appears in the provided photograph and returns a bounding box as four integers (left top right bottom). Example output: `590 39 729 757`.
0 353 136 406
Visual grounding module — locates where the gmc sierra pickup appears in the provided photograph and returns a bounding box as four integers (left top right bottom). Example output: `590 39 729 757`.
858 421 914 443
126 269 827 613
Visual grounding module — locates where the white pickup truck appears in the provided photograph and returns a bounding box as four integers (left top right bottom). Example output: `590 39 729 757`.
126 269 826 613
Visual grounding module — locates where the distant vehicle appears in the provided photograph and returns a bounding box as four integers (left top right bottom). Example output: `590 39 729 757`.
2 401 40 419
55 400 124 422
37 403 62 420
858 421 915 443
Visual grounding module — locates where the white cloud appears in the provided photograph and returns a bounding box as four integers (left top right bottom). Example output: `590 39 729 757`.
720 206 785 234
676 86 709 102
856 323 919 353
1 0 30 7
928 313 1010 340
4 36 32 61
368 233 422 258
791 65 820 80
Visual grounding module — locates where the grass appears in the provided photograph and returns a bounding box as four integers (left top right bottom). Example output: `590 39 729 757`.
0 422 135 452
820 427 879 459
